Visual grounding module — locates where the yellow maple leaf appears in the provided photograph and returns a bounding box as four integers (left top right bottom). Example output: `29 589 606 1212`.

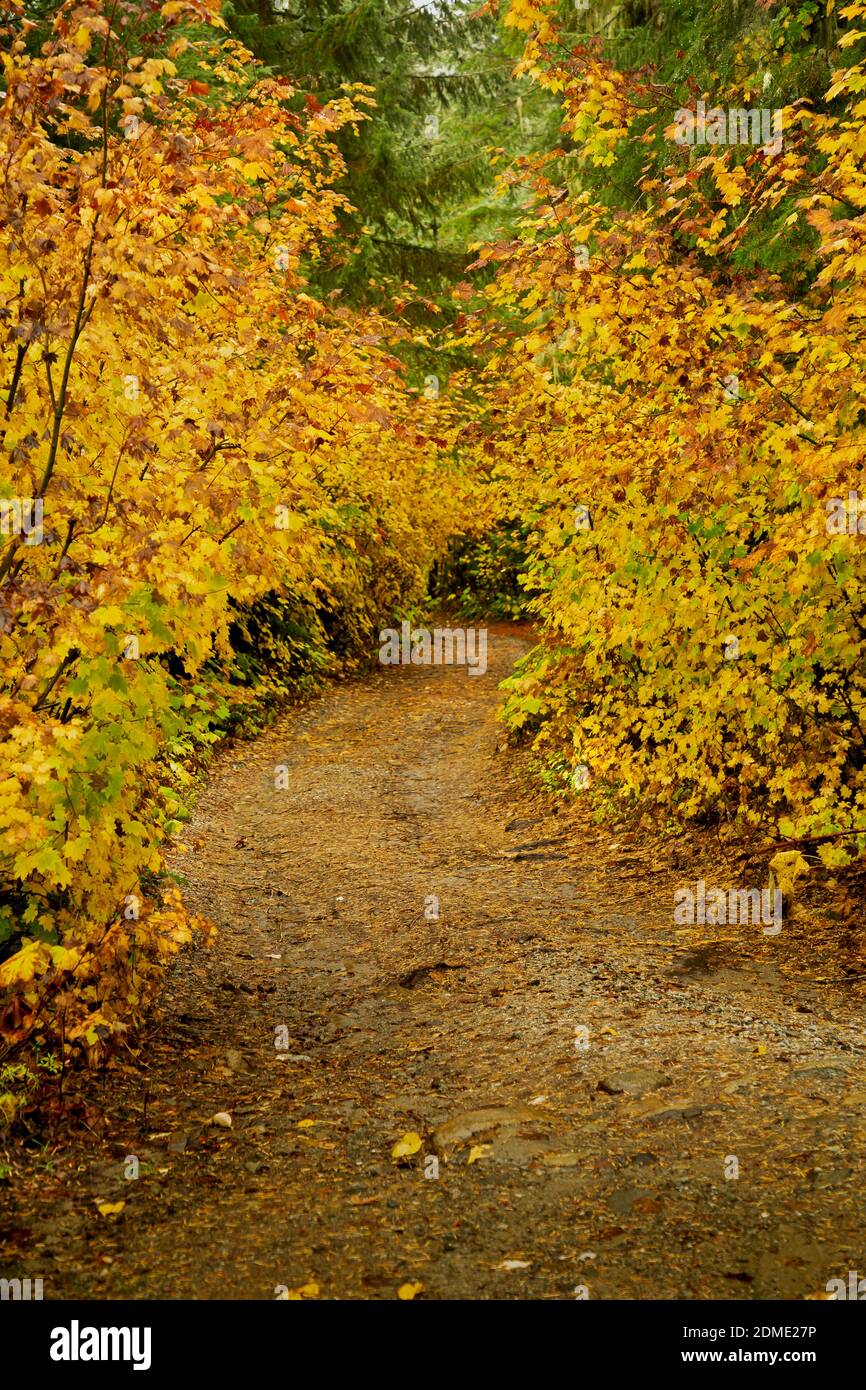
49 945 82 973
0 940 51 989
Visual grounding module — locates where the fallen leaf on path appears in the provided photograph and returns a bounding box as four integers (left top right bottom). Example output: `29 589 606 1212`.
392 1132 422 1160
95 1201 125 1217
282 1282 319 1300
398 1282 424 1300
467 1144 492 1165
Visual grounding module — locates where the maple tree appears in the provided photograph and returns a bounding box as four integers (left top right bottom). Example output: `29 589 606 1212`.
0 0 465 1093
454 0 866 867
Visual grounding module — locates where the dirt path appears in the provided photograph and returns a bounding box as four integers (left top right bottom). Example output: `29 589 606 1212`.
6 624 866 1299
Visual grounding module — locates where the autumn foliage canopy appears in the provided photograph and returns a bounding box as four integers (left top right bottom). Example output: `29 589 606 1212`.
2 0 866 1103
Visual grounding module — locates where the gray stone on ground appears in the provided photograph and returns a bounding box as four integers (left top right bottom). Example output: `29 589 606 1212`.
598 1069 671 1096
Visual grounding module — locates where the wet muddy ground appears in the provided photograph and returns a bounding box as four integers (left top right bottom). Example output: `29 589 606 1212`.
3 625 866 1299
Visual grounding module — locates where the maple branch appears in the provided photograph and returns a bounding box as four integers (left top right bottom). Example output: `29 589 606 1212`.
33 648 79 712
218 519 245 545
3 343 26 423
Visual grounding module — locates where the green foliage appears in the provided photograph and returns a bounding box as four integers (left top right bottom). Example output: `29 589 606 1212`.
432 524 531 620
224 0 528 296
